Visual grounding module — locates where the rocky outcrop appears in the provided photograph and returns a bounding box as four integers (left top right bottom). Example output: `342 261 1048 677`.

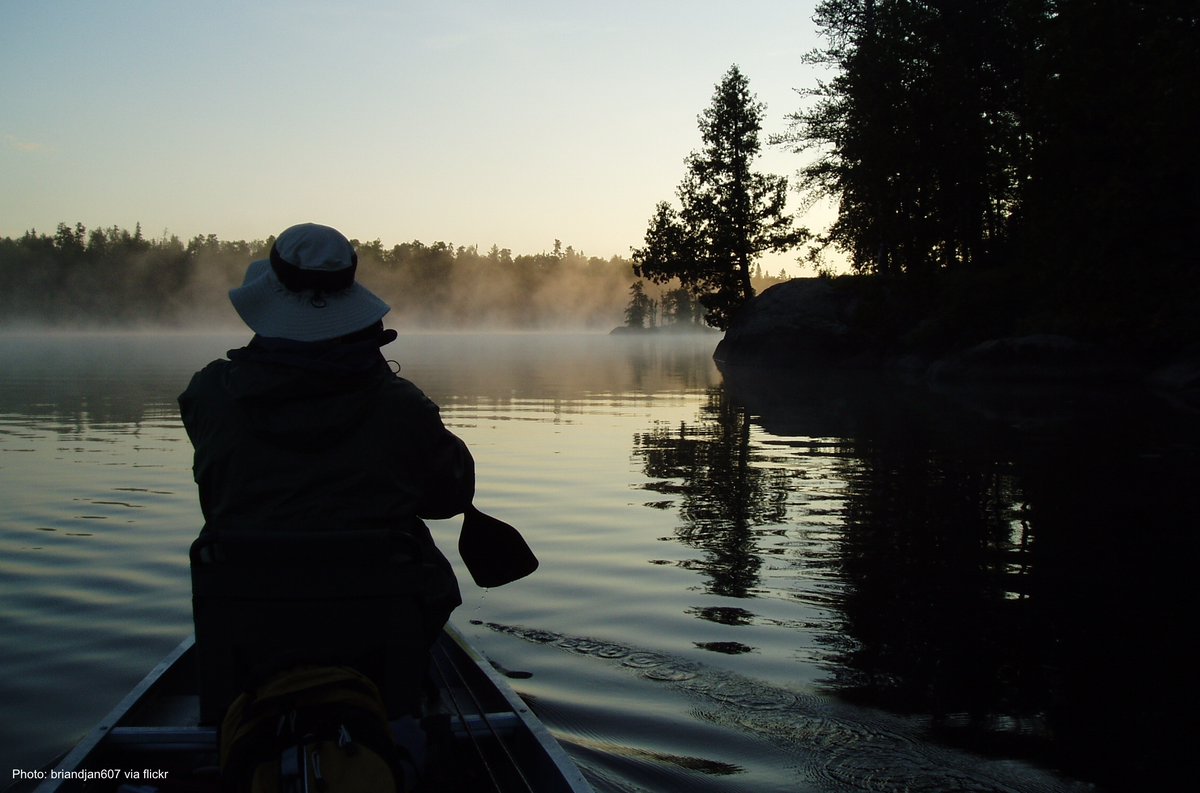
715 278 1198 395
713 278 867 367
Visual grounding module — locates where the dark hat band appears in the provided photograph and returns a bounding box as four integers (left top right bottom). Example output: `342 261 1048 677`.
269 244 359 293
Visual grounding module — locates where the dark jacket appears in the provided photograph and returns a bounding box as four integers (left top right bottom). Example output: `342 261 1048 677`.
178 333 474 534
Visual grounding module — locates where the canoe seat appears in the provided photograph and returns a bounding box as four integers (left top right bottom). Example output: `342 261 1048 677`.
190 529 432 724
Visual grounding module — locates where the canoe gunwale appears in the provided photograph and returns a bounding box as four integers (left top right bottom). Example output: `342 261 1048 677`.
32 637 194 793
436 625 592 792
27 625 593 793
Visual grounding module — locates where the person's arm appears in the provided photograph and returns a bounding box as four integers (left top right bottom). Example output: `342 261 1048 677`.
388 375 477 519
416 427 475 519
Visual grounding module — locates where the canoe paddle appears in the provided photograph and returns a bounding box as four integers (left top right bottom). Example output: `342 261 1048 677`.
458 505 539 588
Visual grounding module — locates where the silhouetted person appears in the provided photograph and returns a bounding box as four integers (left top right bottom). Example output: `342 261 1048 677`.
179 222 470 644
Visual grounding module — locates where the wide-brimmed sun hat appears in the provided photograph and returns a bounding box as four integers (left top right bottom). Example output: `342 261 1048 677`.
228 223 390 341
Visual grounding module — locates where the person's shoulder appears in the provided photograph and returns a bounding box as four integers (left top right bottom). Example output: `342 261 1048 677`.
191 357 233 382
180 358 232 397
178 358 236 426
378 373 441 412
199 357 233 374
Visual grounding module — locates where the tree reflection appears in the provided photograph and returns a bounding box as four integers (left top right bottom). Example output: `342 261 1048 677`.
660 363 1199 789
634 386 789 597
831 438 1043 720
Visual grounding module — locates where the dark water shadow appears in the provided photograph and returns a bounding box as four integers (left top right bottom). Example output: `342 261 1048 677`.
648 362 1200 790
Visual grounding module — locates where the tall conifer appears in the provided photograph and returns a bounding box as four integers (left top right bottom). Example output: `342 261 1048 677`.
634 65 801 329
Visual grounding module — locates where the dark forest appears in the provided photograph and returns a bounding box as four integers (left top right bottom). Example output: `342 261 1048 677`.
779 0 1198 354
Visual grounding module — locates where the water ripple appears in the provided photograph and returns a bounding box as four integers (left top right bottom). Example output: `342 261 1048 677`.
483 621 1090 793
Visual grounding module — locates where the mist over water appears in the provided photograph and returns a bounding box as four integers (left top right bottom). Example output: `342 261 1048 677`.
2 332 1193 791
0 223 796 336
2 224 784 334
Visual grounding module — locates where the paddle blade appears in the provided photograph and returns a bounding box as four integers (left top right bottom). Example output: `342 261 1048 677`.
458 507 539 588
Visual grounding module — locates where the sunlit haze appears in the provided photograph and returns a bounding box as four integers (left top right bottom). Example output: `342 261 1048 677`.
2 1 828 272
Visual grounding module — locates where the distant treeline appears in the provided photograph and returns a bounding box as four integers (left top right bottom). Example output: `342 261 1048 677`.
0 224 788 330
0 224 664 329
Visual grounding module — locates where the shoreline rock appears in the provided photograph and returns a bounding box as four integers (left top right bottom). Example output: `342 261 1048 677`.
715 278 1200 398
713 278 868 367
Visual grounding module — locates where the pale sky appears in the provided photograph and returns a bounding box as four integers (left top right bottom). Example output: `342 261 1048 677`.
2 1 830 270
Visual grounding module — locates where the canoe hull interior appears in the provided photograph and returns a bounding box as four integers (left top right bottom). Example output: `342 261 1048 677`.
20 626 591 793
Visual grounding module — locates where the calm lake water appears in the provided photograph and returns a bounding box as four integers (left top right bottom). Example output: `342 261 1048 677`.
1 331 1195 791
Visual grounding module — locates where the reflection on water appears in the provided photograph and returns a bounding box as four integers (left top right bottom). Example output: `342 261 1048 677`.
1 332 1194 791
643 362 1198 790
637 390 790 598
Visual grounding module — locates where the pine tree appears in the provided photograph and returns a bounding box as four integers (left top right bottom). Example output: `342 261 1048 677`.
633 65 802 329
624 280 652 329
